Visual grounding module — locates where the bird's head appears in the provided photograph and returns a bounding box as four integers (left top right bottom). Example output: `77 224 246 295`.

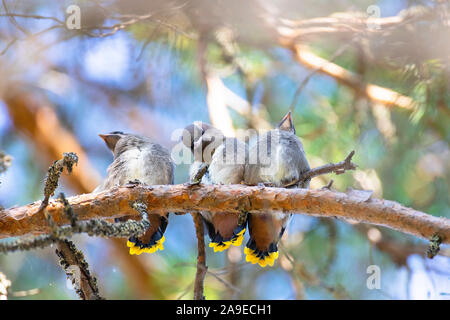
181 122 224 163
99 131 126 153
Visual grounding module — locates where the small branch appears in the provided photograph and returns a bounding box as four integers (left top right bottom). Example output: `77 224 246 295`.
0 234 58 253
285 150 357 187
2 0 30 36
33 154 102 300
40 152 78 210
322 180 334 190
0 12 64 24
427 234 441 259
191 212 207 300
190 163 209 185
55 239 102 300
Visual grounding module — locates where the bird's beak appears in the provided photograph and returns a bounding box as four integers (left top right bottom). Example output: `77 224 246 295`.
282 111 292 124
99 133 122 151
278 111 295 133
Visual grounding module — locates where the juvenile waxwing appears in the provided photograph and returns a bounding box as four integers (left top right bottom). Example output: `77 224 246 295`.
182 123 248 252
95 132 175 255
243 112 310 267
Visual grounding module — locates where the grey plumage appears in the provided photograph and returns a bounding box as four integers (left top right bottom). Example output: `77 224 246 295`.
244 129 310 188
243 111 310 267
184 123 248 252
95 134 174 192
95 132 174 255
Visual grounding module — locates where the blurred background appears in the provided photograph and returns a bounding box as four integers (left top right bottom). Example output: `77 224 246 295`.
0 0 449 300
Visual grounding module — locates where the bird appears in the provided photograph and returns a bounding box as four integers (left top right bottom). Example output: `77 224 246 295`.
243 111 310 267
95 131 175 255
182 122 248 253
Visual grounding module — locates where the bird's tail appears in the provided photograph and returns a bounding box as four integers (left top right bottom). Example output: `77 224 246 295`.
120 214 168 255
244 239 279 267
208 224 246 252
204 215 247 253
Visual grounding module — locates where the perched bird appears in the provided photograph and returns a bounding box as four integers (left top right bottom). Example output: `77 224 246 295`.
182 123 248 252
95 131 175 255
244 112 310 267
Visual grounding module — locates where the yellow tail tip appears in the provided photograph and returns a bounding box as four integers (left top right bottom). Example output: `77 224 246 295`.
209 241 231 252
209 227 246 253
230 228 245 247
244 247 279 267
128 236 165 255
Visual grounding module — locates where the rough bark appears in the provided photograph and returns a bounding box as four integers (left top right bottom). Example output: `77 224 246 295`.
1 184 448 244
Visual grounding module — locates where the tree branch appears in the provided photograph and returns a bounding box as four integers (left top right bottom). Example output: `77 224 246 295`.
276 6 438 41
290 44 416 110
277 151 357 188
55 239 102 300
191 212 207 300
0 196 151 254
1 184 448 244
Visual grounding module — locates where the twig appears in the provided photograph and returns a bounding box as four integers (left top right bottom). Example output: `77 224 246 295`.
55 239 102 300
207 268 241 294
284 150 357 187
0 12 64 24
427 234 441 259
191 212 207 300
2 0 30 36
189 163 209 185
0 38 16 55
175 262 241 294
0 234 58 253
40 152 78 211
322 180 334 190
0 197 150 253
33 154 102 300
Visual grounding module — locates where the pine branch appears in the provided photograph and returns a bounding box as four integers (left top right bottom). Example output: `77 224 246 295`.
1 184 448 245
0 195 150 253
